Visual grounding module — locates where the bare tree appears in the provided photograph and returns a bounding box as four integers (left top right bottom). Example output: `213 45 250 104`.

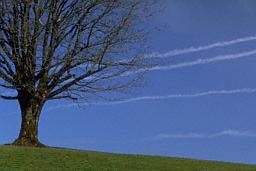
0 0 157 147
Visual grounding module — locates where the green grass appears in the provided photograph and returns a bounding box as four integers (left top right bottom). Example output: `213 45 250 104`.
0 146 255 171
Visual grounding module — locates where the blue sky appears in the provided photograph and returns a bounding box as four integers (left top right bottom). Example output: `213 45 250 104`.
1 0 256 164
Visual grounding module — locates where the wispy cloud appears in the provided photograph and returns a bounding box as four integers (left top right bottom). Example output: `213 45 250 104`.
125 49 256 76
47 88 256 110
154 130 256 140
106 88 256 104
209 130 256 138
156 133 205 139
146 35 256 58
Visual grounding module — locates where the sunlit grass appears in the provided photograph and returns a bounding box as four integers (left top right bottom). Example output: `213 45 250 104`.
0 146 255 170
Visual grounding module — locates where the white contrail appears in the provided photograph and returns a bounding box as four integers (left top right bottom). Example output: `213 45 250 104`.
124 49 256 76
96 88 256 105
155 133 205 139
209 130 256 138
146 35 256 58
154 130 256 140
47 88 256 110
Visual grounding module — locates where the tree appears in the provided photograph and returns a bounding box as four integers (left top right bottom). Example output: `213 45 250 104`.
0 0 157 147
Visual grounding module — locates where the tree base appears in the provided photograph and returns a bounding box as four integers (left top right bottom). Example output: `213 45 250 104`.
11 137 47 147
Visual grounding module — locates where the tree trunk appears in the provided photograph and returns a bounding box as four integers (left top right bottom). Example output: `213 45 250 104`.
12 94 46 147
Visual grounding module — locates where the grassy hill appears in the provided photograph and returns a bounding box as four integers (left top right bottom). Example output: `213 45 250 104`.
0 146 255 170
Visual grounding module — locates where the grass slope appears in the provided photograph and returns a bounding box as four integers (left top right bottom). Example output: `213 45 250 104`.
0 146 255 171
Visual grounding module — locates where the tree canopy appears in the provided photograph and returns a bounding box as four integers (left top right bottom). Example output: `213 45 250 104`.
0 0 158 146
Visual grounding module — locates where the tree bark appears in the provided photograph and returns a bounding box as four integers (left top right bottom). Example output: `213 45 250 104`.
12 93 46 147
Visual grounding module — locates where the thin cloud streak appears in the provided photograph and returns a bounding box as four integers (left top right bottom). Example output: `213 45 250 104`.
96 88 256 105
146 35 256 58
47 88 256 110
126 49 256 76
209 130 256 138
154 130 256 140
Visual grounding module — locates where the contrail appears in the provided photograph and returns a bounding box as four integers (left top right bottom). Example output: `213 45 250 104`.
124 49 256 76
97 88 256 104
47 88 256 110
154 130 256 140
146 35 256 58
